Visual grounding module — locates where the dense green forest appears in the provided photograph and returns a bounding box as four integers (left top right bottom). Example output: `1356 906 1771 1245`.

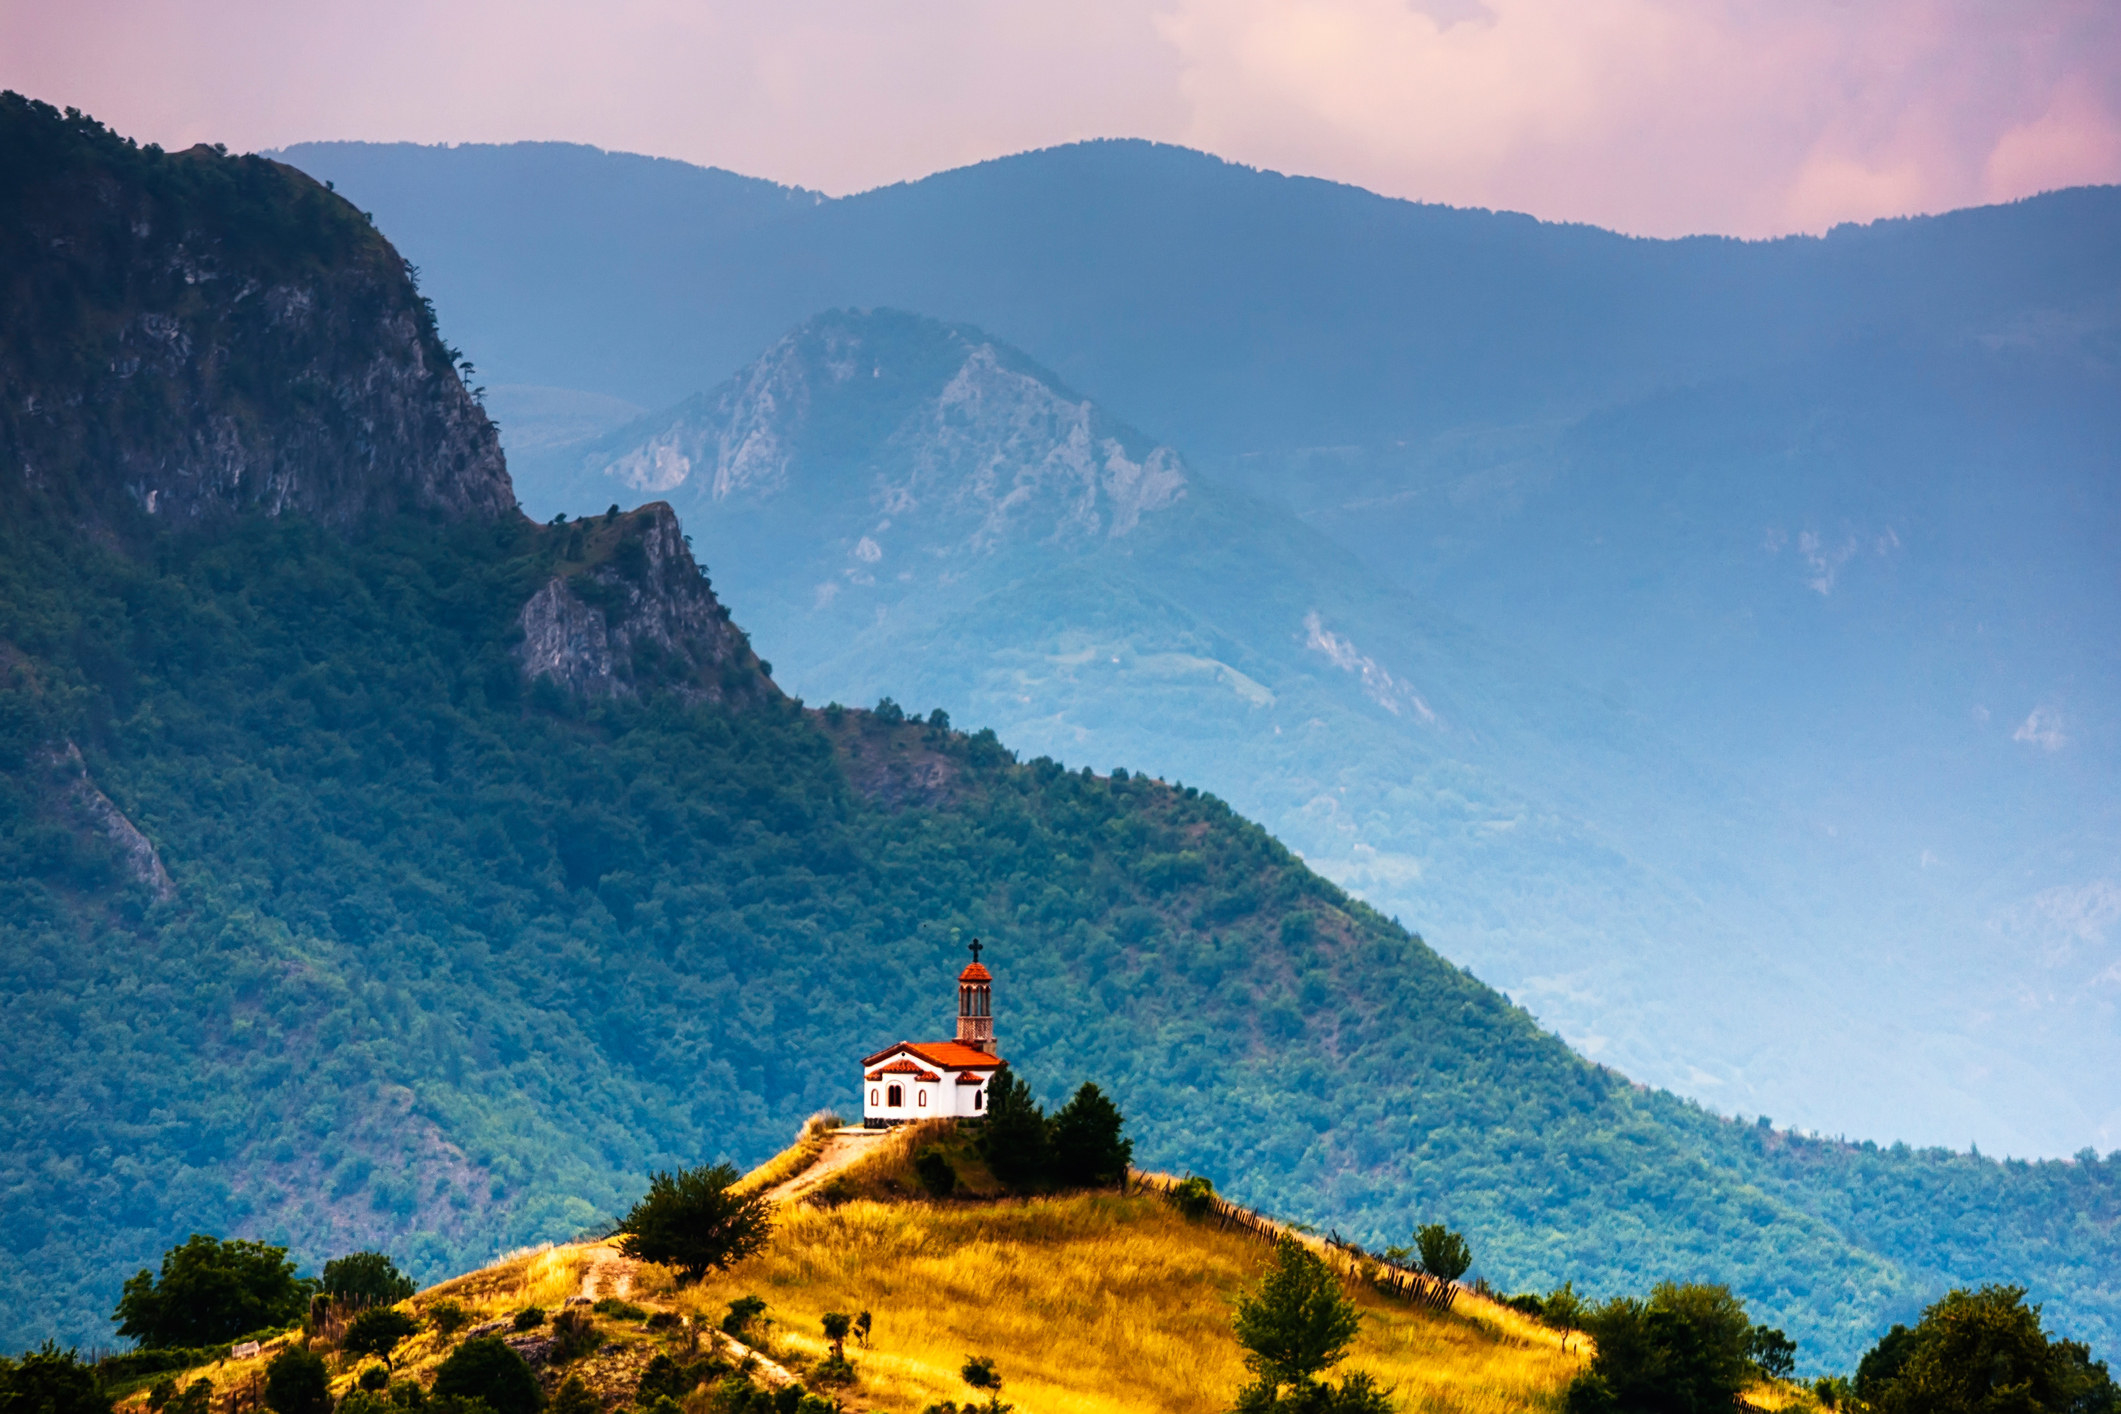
0 94 2114 1372
3 503 2117 1367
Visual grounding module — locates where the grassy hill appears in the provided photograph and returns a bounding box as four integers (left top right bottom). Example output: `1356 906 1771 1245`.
105 1125 1588 1414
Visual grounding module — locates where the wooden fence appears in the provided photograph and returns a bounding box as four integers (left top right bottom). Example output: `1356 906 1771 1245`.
1131 1171 1458 1315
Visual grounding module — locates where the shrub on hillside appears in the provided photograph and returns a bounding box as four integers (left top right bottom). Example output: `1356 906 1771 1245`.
548 1307 598 1363
635 1352 721 1405
512 1307 544 1332
1171 1175 1217 1220
321 1253 415 1309
591 1298 646 1321
161 1380 213 1414
344 1307 420 1369
548 1375 598 1414
0 1343 113 1414
616 1164 773 1282
358 1365 391 1392
114 1236 313 1348
433 1337 543 1414
426 1301 469 1337
721 1296 767 1340
1853 1285 2118 1414
262 1347 330 1414
913 1148 957 1198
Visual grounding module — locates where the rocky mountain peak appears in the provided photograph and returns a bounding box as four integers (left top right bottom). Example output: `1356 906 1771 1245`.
0 94 515 536
514 502 778 706
571 308 1186 576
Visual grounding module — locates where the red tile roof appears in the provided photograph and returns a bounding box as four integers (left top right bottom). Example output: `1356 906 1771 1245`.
903 1040 1005 1070
862 1040 1005 1070
867 1060 940 1080
955 1073 985 1085
958 961 992 982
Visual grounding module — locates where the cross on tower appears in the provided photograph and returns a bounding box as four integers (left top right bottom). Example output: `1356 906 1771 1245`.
968 938 983 963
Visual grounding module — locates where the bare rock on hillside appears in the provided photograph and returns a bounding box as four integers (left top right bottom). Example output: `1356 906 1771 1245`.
43 741 174 901
0 95 516 536
515 502 777 706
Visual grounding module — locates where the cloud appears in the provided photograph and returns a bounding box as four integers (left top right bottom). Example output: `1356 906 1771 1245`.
1797 530 1858 595
2 0 2116 237
2013 706 2067 750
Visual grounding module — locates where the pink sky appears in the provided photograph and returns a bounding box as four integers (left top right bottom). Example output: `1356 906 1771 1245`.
4 0 2117 237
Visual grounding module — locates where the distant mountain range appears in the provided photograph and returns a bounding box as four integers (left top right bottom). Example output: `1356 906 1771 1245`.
277 138 2121 1158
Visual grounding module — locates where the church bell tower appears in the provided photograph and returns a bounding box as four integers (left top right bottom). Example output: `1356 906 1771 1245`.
956 939 994 1053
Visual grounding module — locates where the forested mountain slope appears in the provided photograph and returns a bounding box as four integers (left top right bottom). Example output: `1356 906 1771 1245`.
523 306 2031 1160
279 139 2121 1160
2 98 2117 1372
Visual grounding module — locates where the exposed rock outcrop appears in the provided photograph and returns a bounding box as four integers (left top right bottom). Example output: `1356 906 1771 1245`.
44 741 175 901
515 503 776 706
0 95 515 537
575 307 1187 563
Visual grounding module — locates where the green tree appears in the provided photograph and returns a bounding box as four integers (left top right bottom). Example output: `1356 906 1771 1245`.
1747 1325 1798 1382
0 1343 113 1414
1566 1283 1754 1414
1861 1286 2120 1414
1413 1225 1471 1284
1231 1237 1371 1410
616 1164 773 1283
344 1307 421 1370
975 1069 1048 1189
1048 1083 1133 1188
263 1348 330 1414
1543 1283 1585 1344
321 1253 415 1309
433 1338 543 1414
114 1236 313 1348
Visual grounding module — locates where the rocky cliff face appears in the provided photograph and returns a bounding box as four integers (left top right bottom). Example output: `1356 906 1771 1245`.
0 94 514 535
514 503 776 706
561 308 1186 583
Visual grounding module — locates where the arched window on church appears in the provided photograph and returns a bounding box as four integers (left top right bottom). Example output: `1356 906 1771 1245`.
887 1084 903 1107
869 1088 879 1107
974 1088 984 1110
918 1090 929 1106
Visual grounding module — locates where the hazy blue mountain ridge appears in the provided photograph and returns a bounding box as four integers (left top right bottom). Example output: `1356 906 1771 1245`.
281 138 2121 1157
519 307 2112 1157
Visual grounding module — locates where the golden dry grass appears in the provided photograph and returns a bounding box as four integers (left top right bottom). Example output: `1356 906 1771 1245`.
667 1173 1583 1414
119 1128 1584 1414
730 1111 847 1198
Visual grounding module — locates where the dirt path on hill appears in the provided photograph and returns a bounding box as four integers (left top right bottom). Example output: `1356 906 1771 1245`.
762 1127 887 1205
578 1242 636 1301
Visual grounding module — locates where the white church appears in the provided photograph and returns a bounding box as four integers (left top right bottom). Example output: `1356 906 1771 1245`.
861 941 1004 1126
